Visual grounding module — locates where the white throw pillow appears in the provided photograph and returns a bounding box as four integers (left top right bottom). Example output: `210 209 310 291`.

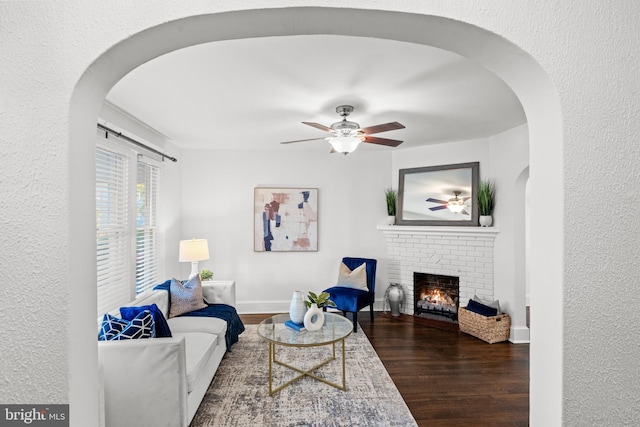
336 262 369 291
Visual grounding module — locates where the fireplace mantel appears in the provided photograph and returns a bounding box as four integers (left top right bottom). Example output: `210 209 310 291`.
377 225 500 237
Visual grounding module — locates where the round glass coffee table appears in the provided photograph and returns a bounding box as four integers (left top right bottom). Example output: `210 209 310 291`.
257 312 353 395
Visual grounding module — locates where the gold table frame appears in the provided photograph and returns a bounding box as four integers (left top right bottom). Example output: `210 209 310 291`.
257 313 353 396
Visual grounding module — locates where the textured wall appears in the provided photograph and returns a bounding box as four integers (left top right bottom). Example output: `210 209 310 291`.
2 1 639 426
552 3 640 424
0 2 72 403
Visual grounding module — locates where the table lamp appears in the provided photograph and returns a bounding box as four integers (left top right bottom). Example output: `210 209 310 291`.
179 238 209 278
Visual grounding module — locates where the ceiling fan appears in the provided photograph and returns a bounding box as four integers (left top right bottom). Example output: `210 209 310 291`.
427 191 471 215
280 105 405 154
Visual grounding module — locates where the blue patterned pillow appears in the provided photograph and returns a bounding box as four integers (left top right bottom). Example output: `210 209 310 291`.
98 313 128 341
120 303 172 338
99 310 156 340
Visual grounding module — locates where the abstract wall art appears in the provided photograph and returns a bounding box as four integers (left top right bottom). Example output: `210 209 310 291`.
254 188 318 252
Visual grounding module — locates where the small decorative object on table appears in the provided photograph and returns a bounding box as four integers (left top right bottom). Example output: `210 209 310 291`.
199 269 213 281
289 290 307 325
284 319 306 331
304 291 336 332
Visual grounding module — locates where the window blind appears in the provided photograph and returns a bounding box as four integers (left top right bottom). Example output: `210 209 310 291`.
96 147 132 314
135 161 159 295
96 129 162 315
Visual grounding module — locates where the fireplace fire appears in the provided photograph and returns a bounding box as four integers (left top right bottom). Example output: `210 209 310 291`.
414 273 460 322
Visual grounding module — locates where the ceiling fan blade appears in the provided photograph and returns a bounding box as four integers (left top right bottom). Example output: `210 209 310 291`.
302 122 332 132
280 137 326 144
426 198 448 204
362 135 403 147
359 121 405 135
429 205 448 211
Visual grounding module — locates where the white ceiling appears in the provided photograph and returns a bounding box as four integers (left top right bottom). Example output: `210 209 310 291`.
106 35 526 152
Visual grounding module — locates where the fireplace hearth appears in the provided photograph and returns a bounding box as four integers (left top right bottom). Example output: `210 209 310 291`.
414 272 460 323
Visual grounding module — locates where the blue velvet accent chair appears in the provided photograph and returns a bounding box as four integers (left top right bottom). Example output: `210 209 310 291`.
323 257 377 333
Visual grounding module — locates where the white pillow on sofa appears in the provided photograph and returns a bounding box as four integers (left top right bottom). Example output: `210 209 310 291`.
336 262 369 291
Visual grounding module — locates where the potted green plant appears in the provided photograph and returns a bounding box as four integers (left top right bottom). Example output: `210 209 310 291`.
303 291 336 331
199 269 213 281
477 179 496 227
385 188 397 225
305 291 336 309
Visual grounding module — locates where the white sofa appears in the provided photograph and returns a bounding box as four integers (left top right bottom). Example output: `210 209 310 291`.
98 280 236 427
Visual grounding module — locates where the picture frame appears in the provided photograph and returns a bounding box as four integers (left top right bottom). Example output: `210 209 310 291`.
254 187 318 252
396 162 479 226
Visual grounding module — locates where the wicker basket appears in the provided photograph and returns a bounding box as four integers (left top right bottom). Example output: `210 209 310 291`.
458 307 511 344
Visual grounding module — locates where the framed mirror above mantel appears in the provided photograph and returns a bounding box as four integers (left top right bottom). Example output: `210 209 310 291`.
396 162 480 226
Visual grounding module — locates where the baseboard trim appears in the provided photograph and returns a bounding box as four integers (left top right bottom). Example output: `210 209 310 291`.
509 325 530 343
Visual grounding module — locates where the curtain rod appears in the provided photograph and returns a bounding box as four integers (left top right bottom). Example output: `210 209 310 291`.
97 123 178 163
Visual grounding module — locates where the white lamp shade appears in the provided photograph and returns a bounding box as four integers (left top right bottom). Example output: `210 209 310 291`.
328 136 362 153
179 238 210 262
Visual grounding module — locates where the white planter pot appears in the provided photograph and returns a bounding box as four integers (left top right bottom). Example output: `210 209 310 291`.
386 215 396 225
479 215 493 227
289 291 307 324
303 303 324 331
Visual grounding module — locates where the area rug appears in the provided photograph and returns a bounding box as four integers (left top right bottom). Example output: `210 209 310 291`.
190 324 417 427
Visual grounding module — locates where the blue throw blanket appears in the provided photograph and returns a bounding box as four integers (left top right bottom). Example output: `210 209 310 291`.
154 280 245 350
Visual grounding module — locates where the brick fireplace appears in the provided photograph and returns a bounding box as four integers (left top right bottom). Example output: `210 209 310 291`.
378 225 499 317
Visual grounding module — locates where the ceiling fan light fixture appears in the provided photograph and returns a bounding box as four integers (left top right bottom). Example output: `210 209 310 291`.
328 135 363 154
280 104 404 149
447 191 465 214
331 120 360 132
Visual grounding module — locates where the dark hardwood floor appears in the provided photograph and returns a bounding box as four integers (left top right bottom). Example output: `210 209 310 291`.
240 312 529 427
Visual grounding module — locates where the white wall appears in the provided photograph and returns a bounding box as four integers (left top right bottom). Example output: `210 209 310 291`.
178 148 391 312
157 144 184 280
391 137 491 189
489 125 530 342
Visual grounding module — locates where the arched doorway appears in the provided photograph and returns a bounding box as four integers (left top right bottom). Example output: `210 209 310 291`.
69 8 563 425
